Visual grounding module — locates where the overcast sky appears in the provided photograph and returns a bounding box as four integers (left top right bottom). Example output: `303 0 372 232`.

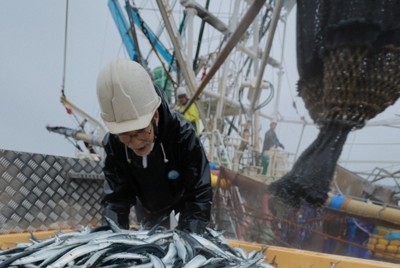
0 1 399 180
0 1 120 157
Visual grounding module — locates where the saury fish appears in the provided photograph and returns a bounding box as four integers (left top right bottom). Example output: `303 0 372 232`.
0 219 273 268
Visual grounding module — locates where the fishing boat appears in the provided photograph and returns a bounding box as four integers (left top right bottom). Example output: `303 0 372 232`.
1 0 400 266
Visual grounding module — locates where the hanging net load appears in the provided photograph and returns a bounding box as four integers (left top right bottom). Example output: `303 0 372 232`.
300 47 400 128
268 0 400 207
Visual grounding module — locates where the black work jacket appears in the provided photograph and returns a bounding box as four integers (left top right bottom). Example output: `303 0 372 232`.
101 88 212 232
262 129 282 151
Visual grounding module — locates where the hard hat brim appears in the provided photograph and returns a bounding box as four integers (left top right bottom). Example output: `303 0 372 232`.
104 108 157 134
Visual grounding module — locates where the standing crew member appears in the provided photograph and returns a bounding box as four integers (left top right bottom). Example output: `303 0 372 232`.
261 120 284 175
176 87 200 135
97 59 212 233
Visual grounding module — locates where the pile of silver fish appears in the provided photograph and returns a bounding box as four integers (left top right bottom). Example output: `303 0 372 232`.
0 219 275 268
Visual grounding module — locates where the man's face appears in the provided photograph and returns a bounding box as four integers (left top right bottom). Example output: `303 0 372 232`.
117 112 159 157
178 94 187 105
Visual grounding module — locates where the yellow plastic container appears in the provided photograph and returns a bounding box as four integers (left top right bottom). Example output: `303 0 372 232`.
1 231 399 267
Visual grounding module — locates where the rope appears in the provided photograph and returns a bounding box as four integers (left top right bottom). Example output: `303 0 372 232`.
126 0 145 66
193 0 210 71
61 0 69 97
131 3 177 87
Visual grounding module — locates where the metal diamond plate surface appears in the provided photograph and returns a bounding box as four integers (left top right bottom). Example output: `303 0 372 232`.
0 149 105 234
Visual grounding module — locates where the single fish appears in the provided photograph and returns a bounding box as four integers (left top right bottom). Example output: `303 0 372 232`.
102 252 147 262
60 230 113 246
38 244 82 267
189 233 235 260
182 254 207 268
104 216 125 233
79 247 109 268
12 244 76 265
90 235 147 246
0 244 29 257
47 241 112 268
173 232 188 263
162 242 177 265
0 248 40 268
144 231 173 244
149 253 166 268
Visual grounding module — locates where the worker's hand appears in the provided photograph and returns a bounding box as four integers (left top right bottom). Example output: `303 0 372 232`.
103 203 130 229
103 207 129 229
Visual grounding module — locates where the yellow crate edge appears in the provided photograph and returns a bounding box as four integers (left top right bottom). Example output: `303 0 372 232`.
228 239 398 268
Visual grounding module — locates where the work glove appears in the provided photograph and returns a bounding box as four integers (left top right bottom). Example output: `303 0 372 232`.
103 204 130 229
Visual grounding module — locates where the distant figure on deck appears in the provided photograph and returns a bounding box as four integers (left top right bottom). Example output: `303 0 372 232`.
176 86 200 135
261 120 284 175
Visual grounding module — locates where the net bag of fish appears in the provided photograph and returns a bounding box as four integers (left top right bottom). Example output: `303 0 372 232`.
268 0 400 207
0 219 274 268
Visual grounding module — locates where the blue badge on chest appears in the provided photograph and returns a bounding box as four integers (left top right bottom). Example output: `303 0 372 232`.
168 170 180 180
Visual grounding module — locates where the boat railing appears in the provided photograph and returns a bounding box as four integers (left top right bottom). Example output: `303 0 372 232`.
200 130 233 169
200 131 296 178
264 148 292 179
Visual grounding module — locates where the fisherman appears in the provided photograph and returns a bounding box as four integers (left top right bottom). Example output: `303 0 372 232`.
96 59 212 234
261 120 284 175
176 86 200 135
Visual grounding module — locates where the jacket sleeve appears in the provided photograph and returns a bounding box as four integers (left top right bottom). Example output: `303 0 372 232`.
101 134 136 229
176 127 213 234
272 132 284 149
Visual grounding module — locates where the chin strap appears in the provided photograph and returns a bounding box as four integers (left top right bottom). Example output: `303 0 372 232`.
125 145 131 164
160 143 168 163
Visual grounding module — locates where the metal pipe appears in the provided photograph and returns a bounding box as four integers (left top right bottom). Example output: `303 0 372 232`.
180 0 229 34
125 1 145 67
183 0 267 114
214 0 241 131
156 0 197 92
186 7 197 70
250 0 283 112
46 126 103 147
61 96 107 136
193 0 210 70
326 192 400 226
273 13 288 117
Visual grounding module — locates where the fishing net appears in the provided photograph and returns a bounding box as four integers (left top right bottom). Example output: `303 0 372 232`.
301 47 400 128
268 0 400 207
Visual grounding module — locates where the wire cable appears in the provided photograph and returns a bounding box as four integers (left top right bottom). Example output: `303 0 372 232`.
61 0 69 97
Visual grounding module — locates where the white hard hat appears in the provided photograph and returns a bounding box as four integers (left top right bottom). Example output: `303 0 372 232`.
176 87 187 96
96 59 161 134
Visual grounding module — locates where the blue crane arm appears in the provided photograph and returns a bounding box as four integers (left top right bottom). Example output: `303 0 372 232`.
126 5 173 64
108 0 139 62
108 0 173 64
